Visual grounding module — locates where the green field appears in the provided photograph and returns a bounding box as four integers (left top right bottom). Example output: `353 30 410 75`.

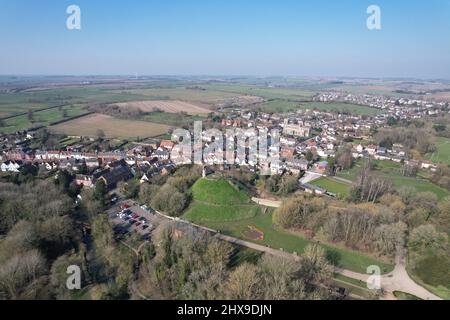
183 178 394 274
144 111 205 127
426 137 450 165
0 105 89 133
337 159 450 200
201 84 315 101
301 102 382 116
311 177 351 198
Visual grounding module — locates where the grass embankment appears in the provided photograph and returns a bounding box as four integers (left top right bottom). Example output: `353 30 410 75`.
183 179 394 274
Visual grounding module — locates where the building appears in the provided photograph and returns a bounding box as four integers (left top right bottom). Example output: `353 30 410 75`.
282 119 310 137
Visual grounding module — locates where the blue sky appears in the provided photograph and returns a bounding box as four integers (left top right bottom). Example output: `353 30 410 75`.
0 0 449 78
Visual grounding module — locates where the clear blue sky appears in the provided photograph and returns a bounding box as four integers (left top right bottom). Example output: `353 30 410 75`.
1 0 449 78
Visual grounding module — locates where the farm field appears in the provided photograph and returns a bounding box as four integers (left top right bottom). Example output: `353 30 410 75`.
311 177 351 198
114 100 212 115
337 159 450 200
50 113 170 139
426 137 450 165
202 84 315 100
0 105 89 133
116 87 239 106
300 102 382 116
183 178 394 274
257 100 302 112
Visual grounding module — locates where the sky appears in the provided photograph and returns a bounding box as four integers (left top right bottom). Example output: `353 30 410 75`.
0 0 449 78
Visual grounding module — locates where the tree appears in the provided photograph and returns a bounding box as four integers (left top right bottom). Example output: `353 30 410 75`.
305 150 314 162
96 129 105 140
94 180 107 205
298 244 333 284
27 109 34 122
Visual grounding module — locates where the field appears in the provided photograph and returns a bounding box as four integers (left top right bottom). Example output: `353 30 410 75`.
114 100 212 115
311 177 351 198
117 87 239 106
50 113 170 139
337 159 450 200
201 84 315 100
300 102 382 116
0 105 89 134
183 178 394 274
426 137 450 165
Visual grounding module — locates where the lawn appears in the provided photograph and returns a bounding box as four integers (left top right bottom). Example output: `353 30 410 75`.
426 137 450 165
300 102 382 116
311 177 351 198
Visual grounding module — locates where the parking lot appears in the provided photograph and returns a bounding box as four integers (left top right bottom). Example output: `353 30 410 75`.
107 199 165 242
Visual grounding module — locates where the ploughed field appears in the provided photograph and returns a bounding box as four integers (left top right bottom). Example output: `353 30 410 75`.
114 100 212 115
50 113 170 139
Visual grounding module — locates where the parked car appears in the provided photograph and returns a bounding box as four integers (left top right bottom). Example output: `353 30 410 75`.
128 220 137 225
131 214 139 220
141 225 149 230
138 217 147 223
135 222 142 227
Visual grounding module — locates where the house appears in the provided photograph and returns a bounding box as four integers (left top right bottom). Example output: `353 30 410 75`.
302 183 326 195
75 174 94 188
420 160 433 170
366 145 377 155
282 119 310 137
1 160 23 172
98 165 132 190
160 140 175 151
285 158 309 174
140 173 150 184
315 161 329 172
280 147 295 159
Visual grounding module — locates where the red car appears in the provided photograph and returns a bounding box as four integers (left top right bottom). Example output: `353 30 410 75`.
131 214 139 220
121 204 130 209
135 222 142 227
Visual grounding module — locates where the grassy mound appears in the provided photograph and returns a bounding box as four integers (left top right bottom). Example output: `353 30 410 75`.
184 178 259 222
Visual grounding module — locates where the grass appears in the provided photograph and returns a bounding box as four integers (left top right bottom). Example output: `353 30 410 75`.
191 179 251 205
51 113 170 139
184 178 261 222
201 84 315 100
144 111 205 127
311 177 351 198
393 291 422 300
407 255 450 300
184 179 393 274
257 100 303 112
0 105 89 133
426 137 450 165
337 159 450 200
203 211 393 273
301 102 382 116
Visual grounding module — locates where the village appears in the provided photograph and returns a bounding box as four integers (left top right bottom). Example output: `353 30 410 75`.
0 94 445 198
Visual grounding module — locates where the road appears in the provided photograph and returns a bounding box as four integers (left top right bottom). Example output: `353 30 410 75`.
300 171 323 184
